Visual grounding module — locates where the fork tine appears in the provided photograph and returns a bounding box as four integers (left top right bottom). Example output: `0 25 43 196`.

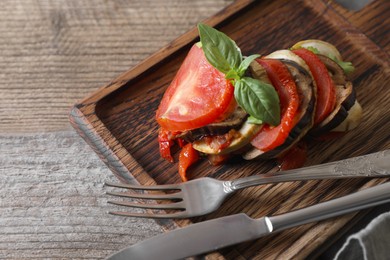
108 210 188 219
104 182 181 191
107 200 184 210
105 191 182 200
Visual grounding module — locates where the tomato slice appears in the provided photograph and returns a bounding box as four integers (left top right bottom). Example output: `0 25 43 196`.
156 44 234 132
250 59 299 152
178 143 199 181
292 48 336 125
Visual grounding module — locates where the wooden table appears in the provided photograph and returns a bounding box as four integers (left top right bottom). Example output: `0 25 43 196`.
1 0 388 259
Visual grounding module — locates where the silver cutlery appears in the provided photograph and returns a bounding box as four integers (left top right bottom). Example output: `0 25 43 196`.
107 180 390 260
105 150 390 218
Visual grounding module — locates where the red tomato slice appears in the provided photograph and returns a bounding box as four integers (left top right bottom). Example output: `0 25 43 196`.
292 48 336 125
156 44 234 132
251 59 299 152
178 143 199 182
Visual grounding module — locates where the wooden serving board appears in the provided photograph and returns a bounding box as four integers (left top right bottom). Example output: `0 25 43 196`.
70 0 390 259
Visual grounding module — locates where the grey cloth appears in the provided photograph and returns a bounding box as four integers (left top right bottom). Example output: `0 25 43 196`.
335 212 390 260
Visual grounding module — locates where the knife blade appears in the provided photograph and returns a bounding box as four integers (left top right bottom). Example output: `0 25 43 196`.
108 213 271 260
107 181 390 260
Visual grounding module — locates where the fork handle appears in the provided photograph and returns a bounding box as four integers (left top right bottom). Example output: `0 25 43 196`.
229 150 390 191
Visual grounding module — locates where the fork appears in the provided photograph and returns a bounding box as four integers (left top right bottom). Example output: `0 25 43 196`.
105 150 389 218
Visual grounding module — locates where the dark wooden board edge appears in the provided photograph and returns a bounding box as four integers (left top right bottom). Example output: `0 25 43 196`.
309 0 389 67
69 105 136 183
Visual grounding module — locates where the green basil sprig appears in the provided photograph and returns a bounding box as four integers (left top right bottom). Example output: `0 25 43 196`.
306 46 355 74
329 55 355 74
198 23 280 126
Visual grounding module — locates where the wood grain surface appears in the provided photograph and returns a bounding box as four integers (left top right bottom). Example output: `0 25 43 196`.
70 0 390 259
0 131 164 259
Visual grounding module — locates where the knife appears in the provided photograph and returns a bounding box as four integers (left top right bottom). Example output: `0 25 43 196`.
107 180 390 260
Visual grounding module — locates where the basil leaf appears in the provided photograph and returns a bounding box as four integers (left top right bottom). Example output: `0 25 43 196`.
328 54 355 74
247 116 263 125
234 77 280 126
303 46 355 74
198 23 242 74
225 70 240 81
305 46 320 54
336 59 355 74
238 54 261 77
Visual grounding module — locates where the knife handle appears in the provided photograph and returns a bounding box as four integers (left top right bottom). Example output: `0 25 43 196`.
230 150 390 190
268 181 390 232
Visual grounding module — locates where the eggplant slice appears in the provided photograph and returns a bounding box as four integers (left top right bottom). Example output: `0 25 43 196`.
309 55 362 136
243 60 316 160
177 106 248 142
